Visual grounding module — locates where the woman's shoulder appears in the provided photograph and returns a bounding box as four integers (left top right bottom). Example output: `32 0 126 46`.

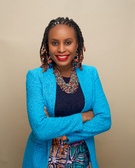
27 67 53 75
26 67 42 78
26 67 54 81
82 64 98 73
27 67 43 73
76 64 99 80
28 67 43 73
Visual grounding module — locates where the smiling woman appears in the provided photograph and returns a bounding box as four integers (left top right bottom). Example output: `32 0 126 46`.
48 24 78 74
22 17 111 168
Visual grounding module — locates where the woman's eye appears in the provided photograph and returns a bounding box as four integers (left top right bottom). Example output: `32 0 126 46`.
65 41 72 45
51 41 58 46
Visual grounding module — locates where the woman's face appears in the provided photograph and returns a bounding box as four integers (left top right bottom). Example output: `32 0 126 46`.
48 24 78 70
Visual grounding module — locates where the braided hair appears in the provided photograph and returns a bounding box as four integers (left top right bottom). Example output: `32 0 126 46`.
40 17 85 72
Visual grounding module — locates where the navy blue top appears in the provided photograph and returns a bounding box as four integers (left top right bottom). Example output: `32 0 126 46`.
55 77 85 117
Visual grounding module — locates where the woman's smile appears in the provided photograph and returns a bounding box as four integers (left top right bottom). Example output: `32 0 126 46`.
56 54 69 61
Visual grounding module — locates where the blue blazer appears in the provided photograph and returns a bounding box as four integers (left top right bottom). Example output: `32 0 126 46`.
22 65 111 168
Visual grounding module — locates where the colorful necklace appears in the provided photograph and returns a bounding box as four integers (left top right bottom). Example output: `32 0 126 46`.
53 68 79 94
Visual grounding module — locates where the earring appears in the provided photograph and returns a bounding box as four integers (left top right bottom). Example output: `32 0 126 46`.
74 55 78 68
79 53 84 70
47 56 52 64
47 56 53 68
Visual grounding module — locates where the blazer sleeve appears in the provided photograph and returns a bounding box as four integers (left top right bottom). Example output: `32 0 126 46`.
66 68 111 143
26 70 83 141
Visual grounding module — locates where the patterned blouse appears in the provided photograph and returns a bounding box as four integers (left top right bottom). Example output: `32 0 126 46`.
48 77 91 167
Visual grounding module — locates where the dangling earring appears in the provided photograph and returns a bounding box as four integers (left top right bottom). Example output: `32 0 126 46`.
74 50 79 68
47 56 53 68
74 54 84 69
74 55 78 68
79 54 84 70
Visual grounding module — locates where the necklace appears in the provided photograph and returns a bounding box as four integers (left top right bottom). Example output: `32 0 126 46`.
53 68 79 94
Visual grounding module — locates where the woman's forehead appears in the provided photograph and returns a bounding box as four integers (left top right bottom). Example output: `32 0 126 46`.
48 24 76 39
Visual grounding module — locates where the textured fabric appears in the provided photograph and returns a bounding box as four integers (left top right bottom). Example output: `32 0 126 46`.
55 77 85 117
48 139 90 167
22 65 111 168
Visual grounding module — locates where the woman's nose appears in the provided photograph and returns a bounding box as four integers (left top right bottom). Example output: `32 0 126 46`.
58 44 66 53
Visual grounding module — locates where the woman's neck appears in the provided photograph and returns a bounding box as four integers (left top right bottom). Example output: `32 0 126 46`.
55 65 74 77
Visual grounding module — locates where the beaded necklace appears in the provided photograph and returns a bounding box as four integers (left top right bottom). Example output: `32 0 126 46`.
53 68 78 94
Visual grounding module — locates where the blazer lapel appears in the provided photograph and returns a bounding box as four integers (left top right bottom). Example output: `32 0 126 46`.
76 67 93 112
43 68 56 117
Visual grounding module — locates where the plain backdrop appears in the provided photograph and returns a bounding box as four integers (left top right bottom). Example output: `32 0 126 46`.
0 0 135 167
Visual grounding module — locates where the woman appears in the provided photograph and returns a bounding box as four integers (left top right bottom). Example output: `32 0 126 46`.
22 17 111 168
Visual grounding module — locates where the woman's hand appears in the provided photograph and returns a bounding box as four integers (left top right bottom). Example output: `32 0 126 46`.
44 107 49 117
82 110 94 122
61 111 94 140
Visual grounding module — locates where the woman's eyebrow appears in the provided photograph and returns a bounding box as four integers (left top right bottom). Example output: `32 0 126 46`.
49 38 59 41
50 38 73 41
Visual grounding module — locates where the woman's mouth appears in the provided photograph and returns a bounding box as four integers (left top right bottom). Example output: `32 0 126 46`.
56 55 69 61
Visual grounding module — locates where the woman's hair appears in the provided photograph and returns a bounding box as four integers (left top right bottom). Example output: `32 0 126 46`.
40 17 85 72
